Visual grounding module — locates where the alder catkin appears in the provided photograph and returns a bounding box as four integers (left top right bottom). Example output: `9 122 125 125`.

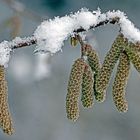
0 66 14 135
112 52 130 112
95 34 125 102
81 44 92 56
66 58 86 121
81 44 101 99
81 64 94 108
125 45 140 73
87 50 101 99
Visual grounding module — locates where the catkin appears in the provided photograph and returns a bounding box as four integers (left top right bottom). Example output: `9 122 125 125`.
0 66 14 135
87 49 101 100
66 58 86 121
81 64 94 108
81 44 92 56
112 52 130 112
81 44 101 99
95 34 125 102
125 45 140 73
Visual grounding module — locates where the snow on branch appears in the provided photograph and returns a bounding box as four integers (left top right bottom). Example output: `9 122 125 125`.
1 8 140 67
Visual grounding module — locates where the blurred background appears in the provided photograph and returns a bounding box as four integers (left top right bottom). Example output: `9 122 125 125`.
0 0 140 139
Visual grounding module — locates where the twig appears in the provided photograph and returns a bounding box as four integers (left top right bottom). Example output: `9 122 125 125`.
3 17 120 51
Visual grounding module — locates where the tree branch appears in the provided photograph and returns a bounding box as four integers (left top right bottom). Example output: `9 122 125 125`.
5 17 120 51
11 36 37 49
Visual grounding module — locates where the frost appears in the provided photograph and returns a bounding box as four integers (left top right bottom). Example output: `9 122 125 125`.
11 36 36 46
34 8 101 54
34 8 140 55
0 8 140 67
0 41 11 67
106 10 140 43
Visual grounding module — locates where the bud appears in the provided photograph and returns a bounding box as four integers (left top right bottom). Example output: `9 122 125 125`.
125 45 140 73
81 64 94 108
70 37 78 47
0 66 14 135
66 58 86 121
112 52 130 112
95 34 125 102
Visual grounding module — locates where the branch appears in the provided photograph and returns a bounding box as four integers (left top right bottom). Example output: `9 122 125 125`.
5 17 119 50
11 36 36 49
1 9 140 67
75 17 119 33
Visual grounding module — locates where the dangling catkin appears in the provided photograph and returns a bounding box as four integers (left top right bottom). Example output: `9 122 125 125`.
81 44 92 56
87 50 101 100
125 45 140 73
95 34 125 102
0 66 14 135
66 58 86 121
81 44 101 100
112 52 130 112
81 64 94 108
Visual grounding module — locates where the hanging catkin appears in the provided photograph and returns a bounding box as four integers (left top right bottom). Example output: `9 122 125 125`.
81 44 101 100
66 58 86 121
95 34 125 102
125 45 140 73
112 52 130 112
81 64 94 108
0 66 14 135
87 50 101 100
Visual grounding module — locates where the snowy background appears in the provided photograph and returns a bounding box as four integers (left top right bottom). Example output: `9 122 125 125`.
0 0 140 140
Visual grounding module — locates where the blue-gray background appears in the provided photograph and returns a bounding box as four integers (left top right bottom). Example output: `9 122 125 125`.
0 0 140 139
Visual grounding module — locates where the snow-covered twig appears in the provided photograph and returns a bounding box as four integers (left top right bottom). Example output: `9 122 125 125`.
1 8 140 66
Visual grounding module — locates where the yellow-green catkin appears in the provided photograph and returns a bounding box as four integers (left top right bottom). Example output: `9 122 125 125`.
81 64 94 108
81 44 101 99
87 49 101 99
128 42 140 52
0 66 14 135
95 34 125 102
112 52 130 112
66 58 86 121
125 45 140 73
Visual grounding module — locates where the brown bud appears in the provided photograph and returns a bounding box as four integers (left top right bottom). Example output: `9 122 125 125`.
66 58 86 121
112 52 130 112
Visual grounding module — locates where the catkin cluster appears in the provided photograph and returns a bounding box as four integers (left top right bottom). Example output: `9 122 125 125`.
67 33 140 121
66 41 101 121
